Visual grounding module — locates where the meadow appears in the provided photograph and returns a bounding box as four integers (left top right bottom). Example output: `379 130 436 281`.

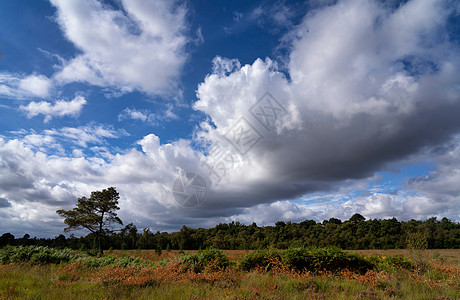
0 246 459 299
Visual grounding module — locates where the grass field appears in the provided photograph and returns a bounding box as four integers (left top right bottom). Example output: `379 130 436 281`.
1 248 459 299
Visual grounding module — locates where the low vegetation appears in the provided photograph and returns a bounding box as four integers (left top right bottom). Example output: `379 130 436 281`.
0 246 458 299
0 245 79 265
239 247 374 274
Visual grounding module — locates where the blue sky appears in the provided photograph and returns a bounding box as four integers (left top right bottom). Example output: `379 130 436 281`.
0 0 459 237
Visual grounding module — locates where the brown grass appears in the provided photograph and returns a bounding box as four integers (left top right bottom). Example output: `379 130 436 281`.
2 249 460 299
348 249 460 266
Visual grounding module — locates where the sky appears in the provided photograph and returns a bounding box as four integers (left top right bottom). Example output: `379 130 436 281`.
0 0 460 238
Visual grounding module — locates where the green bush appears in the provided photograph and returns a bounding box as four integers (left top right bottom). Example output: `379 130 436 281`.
365 254 414 272
239 248 281 271
78 254 151 268
239 247 373 274
0 245 80 265
297 247 373 273
0 245 153 267
179 248 229 273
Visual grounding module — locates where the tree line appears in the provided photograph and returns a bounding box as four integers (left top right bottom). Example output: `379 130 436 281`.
1 215 459 250
2 187 458 251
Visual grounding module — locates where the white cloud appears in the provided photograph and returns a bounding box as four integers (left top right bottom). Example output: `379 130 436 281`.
192 0 460 219
2 0 460 236
50 0 189 96
211 56 241 76
0 131 202 236
118 106 179 125
225 2 296 35
0 73 52 99
118 108 148 122
11 123 127 151
44 124 128 148
18 75 52 98
403 135 460 220
20 96 87 123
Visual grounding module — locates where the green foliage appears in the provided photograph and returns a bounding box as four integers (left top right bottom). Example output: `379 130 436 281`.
0 245 154 268
3 216 460 251
56 187 123 255
155 258 171 267
179 248 230 273
0 245 80 265
406 230 429 274
239 248 281 271
85 248 99 257
239 247 373 274
78 243 86 251
365 255 414 272
285 247 373 273
78 255 151 268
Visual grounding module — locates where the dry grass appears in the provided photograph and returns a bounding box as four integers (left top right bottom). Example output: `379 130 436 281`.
1 249 459 299
348 249 460 266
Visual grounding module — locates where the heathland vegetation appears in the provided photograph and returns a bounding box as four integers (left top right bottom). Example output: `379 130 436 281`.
0 246 459 299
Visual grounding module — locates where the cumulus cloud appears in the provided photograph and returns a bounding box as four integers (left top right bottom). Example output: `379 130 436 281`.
0 73 52 99
1 0 460 237
0 132 201 236
20 96 87 123
50 0 189 96
192 0 460 218
403 135 460 220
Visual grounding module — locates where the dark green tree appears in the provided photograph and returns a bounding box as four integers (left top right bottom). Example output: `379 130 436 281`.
349 213 365 223
56 187 123 255
0 233 15 247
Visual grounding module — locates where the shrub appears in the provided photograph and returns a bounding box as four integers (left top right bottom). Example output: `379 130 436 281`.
239 247 373 274
239 248 281 271
78 254 151 268
365 254 414 272
179 248 229 273
0 245 153 268
0 245 80 265
296 247 373 273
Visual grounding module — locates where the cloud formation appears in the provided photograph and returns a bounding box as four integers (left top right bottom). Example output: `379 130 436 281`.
20 96 87 123
0 73 52 99
192 0 460 218
50 0 189 96
1 0 460 237
118 106 178 125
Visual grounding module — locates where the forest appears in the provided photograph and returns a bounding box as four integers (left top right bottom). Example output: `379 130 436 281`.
1 214 459 251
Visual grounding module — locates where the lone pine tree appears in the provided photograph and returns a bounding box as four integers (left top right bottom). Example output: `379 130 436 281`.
57 187 123 255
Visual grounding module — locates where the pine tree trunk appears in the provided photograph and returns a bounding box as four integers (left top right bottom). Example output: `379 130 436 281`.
98 233 103 256
98 213 104 256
